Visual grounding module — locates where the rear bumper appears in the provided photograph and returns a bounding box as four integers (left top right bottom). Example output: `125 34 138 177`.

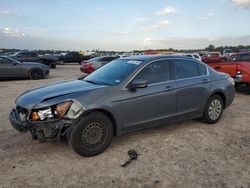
80 66 93 74
225 85 235 109
234 74 243 82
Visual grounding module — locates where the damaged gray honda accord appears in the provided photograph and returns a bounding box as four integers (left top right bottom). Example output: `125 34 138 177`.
10 55 235 156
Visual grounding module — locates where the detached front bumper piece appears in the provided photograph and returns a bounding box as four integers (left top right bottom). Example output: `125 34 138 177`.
9 108 29 133
9 108 74 141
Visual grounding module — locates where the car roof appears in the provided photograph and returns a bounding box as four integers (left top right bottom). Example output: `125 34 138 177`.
232 51 250 55
122 54 195 63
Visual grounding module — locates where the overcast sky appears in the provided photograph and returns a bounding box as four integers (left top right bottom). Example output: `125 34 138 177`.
0 0 250 51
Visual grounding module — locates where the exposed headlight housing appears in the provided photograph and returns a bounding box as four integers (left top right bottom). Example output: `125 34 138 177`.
30 100 84 121
55 101 73 117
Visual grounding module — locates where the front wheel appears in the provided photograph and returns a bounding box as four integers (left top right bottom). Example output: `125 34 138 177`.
202 95 224 124
68 112 113 157
29 69 43 80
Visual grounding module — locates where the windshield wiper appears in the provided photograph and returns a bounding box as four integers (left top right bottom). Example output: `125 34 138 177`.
84 80 98 84
84 80 112 86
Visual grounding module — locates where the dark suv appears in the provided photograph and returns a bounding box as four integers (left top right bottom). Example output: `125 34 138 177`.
60 52 91 64
9 55 235 156
11 51 58 68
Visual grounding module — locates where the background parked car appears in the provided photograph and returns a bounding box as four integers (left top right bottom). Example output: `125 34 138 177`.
0 56 49 80
10 51 58 68
80 56 118 74
206 52 250 94
202 52 227 64
59 52 91 64
183 53 202 61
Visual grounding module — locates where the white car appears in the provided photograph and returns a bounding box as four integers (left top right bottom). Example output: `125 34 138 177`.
184 53 202 61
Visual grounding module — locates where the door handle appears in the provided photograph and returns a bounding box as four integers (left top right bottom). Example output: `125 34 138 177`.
202 78 210 83
215 66 221 70
165 85 173 91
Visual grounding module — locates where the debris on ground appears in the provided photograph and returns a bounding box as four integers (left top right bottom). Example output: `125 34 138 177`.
121 150 140 167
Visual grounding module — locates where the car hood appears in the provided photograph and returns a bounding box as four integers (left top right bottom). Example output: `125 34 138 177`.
16 79 106 109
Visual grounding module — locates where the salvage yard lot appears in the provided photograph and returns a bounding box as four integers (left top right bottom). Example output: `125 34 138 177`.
0 65 249 187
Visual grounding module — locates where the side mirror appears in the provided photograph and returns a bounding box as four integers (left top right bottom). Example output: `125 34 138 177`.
127 79 148 90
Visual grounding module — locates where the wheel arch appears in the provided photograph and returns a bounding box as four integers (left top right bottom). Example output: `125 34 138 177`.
80 108 119 136
208 90 226 109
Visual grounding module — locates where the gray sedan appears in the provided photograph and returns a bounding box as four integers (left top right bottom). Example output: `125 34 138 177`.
0 56 49 80
9 55 235 156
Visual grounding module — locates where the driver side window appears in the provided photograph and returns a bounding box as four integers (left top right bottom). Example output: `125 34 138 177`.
133 60 171 84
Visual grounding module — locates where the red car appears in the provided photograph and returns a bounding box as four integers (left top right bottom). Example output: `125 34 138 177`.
202 52 227 64
80 56 118 74
207 52 250 93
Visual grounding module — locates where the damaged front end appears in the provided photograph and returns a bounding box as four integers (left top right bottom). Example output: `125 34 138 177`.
9 100 84 142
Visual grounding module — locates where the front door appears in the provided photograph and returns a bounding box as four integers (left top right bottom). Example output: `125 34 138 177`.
115 59 177 132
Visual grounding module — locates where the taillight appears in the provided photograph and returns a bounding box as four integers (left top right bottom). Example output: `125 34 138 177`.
236 64 243 75
85 63 95 73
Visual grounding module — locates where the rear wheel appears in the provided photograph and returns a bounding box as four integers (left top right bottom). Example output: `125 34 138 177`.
29 69 43 80
68 112 113 157
202 95 224 124
246 84 250 94
49 63 56 69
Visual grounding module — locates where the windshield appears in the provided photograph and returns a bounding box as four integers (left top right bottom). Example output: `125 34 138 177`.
10 52 20 57
83 59 142 86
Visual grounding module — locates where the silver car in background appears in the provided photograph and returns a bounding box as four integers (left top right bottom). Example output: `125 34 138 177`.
0 56 49 80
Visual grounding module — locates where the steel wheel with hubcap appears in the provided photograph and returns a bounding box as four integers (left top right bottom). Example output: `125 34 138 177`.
202 94 224 124
81 122 105 147
69 112 113 157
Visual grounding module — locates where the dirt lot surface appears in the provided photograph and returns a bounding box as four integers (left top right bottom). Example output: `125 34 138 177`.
0 65 249 188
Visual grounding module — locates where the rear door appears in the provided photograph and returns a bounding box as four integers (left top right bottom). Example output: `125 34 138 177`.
172 59 211 119
116 59 177 131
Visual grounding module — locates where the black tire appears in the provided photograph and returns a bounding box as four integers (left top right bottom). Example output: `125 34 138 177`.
29 68 43 80
246 84 250 95
68 112 113 157
49 63 56 69
202 94 224 124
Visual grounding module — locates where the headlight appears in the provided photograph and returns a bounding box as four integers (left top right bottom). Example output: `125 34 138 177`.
31 107 53 121
30 100 84 121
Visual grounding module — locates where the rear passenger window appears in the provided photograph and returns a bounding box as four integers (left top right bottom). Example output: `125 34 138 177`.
134 60 171 84
173 59 199 79
197 63 207 75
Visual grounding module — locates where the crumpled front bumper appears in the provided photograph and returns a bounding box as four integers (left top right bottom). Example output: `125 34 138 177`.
9 108 74 141
9 108 29 133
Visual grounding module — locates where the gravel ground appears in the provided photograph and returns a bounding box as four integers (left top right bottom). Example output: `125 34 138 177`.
0 65 249 188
